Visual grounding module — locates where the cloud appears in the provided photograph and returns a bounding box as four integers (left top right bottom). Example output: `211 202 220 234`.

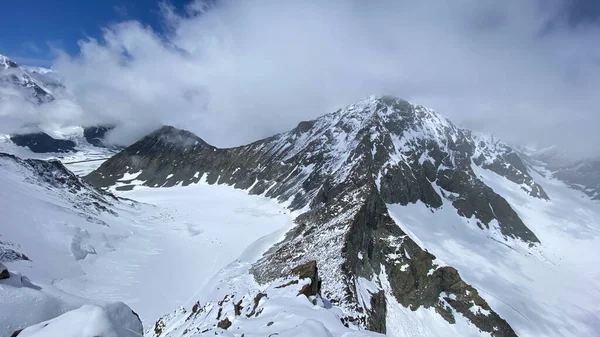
31 0 600 157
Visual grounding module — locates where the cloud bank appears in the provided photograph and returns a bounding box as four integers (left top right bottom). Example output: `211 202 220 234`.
11 0 600 156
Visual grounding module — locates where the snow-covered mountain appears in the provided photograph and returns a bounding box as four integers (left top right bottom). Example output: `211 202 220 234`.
0 54 118 156
524 147 600 201
0 54 54 104
84 95 599 337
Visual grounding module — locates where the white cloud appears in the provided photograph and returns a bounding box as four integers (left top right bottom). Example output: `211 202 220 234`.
10 0 600 156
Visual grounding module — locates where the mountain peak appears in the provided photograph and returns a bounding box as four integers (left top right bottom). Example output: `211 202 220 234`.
0 53 54 104
0 54 19 69
86 96 555 334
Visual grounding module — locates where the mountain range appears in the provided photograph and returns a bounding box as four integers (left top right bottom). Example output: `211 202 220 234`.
1 53 599 337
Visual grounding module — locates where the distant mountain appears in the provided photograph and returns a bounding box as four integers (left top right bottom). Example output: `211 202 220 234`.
9 132 76 153
0 54 54 104
526 147 600 200
87 96 553 336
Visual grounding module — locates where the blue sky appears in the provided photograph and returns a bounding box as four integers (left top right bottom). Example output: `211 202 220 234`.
1 0 600 67
0 0 191 66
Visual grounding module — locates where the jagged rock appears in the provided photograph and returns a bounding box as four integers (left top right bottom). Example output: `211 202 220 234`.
234 300 243 316
217 317 232 330
10 132 76 153
0 262 9 280
87 96 539 336
247 293 267 318
290 260 320 297
154 317 166 336
0 246 29 262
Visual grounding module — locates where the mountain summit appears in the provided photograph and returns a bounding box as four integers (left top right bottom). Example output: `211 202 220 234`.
86 96 552 335
0 54 54 104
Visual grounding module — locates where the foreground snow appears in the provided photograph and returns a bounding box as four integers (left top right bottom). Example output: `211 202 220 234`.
17 303 142 337
0 268 142 337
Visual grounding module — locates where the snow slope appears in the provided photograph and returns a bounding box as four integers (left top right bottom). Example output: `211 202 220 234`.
0 153 293 329
387 165 600 337
0 269 142 337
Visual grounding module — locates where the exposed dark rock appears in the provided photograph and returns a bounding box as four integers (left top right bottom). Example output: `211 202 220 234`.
10 132 76 153
234 300 243 316
0 245 30 262
217 318 232 330
131 310 142 324
247 293 267 318
154 317 166 336
290 260 320 297
0 262 9 280
10 329 22 337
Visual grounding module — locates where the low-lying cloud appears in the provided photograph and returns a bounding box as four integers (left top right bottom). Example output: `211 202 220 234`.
12 1 600 156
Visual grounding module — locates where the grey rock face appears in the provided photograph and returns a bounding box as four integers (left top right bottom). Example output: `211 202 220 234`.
87 96 542 335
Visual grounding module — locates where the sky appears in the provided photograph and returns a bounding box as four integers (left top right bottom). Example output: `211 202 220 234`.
1 0 600 158
0 0 192 66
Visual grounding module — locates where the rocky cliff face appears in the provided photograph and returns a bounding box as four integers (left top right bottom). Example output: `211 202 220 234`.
87 96 546 335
